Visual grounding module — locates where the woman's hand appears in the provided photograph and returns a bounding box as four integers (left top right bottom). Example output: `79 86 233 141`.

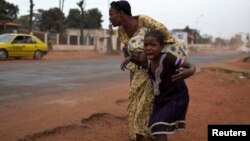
172 68 189 81
120 57 131 71
172 61 196 81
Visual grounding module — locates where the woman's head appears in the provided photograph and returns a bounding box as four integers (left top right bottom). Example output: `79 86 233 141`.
109 0 132 26
144 30 165 60
110 1 132 16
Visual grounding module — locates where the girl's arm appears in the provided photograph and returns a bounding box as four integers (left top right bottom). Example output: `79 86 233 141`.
172 61 196 81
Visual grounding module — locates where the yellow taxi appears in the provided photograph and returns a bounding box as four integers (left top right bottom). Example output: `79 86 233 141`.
0 33 48 60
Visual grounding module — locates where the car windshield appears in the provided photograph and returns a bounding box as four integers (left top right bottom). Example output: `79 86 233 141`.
0 34 15 42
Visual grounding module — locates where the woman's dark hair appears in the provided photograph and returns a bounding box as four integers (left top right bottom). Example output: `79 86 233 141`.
145 30 166 46
110 0 132 16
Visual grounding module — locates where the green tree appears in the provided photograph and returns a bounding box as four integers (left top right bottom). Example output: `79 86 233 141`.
16 12 42 31
84 8 103 29
40 8 65 33
184 26 191 33
0 0 19 22
15 15 29 29
66 8 103 29
214 37 228 46
184 26 194 44
200 34 212 44
66 9 81 28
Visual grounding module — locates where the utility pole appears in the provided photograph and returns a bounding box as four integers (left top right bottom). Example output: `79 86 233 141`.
246 33 250 57
29 0 34 34
195 14 203 43
77 0 85 45
107 0 113 53
59 0 61 10
195 14 203 31
62 0 65 12
59 0 65 11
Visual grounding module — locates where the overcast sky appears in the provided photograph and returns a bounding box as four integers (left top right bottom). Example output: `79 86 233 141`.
6 0 250 39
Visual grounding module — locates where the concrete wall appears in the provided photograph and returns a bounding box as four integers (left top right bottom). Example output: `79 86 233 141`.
45 28 121 53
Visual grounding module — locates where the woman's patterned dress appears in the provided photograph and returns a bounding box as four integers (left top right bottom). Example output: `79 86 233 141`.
117 15 188 140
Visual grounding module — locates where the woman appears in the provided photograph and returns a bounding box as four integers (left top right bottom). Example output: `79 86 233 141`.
109 1 188 141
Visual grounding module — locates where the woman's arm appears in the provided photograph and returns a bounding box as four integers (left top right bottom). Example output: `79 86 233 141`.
120 53 147 71
172 61 196 81
141 15 189 61
140 15 175 44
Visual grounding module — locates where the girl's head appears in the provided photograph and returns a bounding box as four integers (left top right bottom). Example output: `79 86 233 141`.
144 30 165 60
109 0 132 27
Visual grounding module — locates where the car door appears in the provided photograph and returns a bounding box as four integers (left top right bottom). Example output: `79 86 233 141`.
11 35 26 57
22 36 37 56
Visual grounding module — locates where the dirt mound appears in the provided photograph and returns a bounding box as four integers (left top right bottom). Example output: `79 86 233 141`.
200 67 250 79
243 56 250 63
18 113 128 141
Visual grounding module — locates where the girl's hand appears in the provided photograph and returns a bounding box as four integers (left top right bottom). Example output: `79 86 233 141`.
120 57 131 71
172 61 196 81
172 68 188 81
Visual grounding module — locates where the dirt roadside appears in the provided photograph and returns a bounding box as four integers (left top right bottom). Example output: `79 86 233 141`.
0 49 249 141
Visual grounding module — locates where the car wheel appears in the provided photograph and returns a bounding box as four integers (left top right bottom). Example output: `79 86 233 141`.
0 50 8 60
33 50 43 60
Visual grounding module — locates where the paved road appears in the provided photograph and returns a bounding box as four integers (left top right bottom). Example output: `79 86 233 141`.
0 59 127 101
0 52 243 101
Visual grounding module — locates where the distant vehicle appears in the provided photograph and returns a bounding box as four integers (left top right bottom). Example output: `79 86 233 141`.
0 33 48 60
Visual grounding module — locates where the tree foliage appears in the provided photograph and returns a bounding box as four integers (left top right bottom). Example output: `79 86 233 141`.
39 8 65 33
66 6 103 29
84 8 103 29
184 25 201 43
0 0 19 22
214 37 228 46
184 25 212 44
199 34 212 44
66 9 81 28
15 12 42 31
15 15 29 29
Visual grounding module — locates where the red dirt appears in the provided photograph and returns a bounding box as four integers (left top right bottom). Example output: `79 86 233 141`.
0 50 249 141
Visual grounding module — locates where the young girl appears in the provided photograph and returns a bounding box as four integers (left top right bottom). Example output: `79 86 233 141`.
144 30 196 141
